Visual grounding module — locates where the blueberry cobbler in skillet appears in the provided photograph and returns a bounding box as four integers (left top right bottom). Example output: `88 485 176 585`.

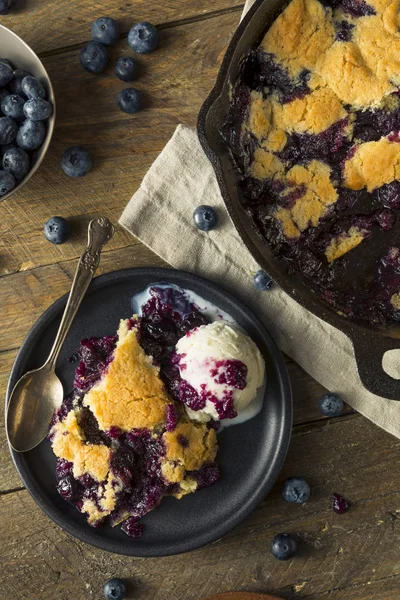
222 0 400 324
49 287 265 537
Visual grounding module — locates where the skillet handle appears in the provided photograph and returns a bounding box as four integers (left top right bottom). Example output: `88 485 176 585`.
352 334 400 400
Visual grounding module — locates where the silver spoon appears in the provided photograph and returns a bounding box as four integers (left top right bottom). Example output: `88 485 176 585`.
6 216 114 453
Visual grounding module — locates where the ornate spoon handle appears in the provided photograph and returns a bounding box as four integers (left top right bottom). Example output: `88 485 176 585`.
45 217 114 368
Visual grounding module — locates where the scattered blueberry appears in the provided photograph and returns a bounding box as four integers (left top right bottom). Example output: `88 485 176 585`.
193 205 218 231
0 59 13 87
91 17 120 46
80 41 109 74
3 146 29 180
282 477 311 504
117 88 142 114
21 75 46 99
0 116 17 144
103 578 127 600
271 533 298 561
1 94 25 121
9 69 31 96
44 216 70 244
16 119 45 150
319 392 344 417
332 492 350 514
61 146 92 177
253 269 273 290
23 98 53 121
0 169 15 195
115 57 138 82
0 0 13 14
128 22 159 54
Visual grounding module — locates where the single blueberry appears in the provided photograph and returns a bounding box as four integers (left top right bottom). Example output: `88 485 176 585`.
103 578 127 600
1 94 25 121
319 392 343 417
271 533 298 561
193 205 218 231
0 59 13 87
80 41 109 74
21 75 46 99
0 116 17 144
114 57 138 82
23 98 53 121
282 477 311 503
332 492 350 514
91 17 120 46
61 146 92 177
253 269 273 291
3 146 29 180
0 0 13 14
128 22 159 54
17 119 45 150
117 88 142 114
9 69 31 96
44 216 70 244
0 169 15 195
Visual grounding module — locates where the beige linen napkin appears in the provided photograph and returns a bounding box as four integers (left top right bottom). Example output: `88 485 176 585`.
120 2 400 438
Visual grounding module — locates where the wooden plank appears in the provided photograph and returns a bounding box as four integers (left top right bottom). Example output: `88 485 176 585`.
0 1 244 55
0 11 239 277
2 413 400 599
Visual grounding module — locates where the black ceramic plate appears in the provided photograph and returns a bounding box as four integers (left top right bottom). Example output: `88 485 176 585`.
7 268 292 557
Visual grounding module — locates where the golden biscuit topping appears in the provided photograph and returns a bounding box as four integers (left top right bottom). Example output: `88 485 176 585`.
325 227 366 262
84 320 171 431
344 137 400 191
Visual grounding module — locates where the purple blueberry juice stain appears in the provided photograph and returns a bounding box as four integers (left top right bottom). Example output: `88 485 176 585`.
165 403 179 432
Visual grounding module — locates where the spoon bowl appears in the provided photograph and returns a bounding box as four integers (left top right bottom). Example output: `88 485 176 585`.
7 365 63 452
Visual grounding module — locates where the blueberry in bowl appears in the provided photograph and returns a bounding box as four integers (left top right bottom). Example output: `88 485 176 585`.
0 25 55 201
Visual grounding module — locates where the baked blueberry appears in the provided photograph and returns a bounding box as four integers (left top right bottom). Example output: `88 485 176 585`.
193 205 218 231
1 94 25 121
0 59 13 87
332 492 350 514
103 578 127 600
115 57 138 82
0 0 12 14
3 146 29 180
16 119 45 150
253 269 273 290
61 146 92 177
23 98 53 121
319 392 343 417
9 70 31 96
271 533 298 560
91 17 120 46
117 88 142 114
80 41 109 74
21 75 46 99
44 216 70 244
128 22 159 54
0 116 17 144
0 169 15 195
282 477 311 503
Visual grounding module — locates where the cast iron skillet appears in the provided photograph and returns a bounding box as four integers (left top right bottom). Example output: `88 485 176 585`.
198 0 400 400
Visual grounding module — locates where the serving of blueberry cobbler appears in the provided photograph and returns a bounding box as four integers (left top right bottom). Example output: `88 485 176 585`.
222 0 400 324
48 288 221 538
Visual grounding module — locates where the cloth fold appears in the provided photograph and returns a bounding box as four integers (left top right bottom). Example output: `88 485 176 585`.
119 0 400 439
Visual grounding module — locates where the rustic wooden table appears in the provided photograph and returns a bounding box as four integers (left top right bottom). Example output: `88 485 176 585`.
1 2 400 599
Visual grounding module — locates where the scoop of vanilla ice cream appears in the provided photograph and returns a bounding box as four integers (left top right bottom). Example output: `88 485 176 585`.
175 321 265 422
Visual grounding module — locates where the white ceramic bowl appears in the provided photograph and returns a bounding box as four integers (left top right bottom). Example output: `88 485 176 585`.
0 24 55 201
